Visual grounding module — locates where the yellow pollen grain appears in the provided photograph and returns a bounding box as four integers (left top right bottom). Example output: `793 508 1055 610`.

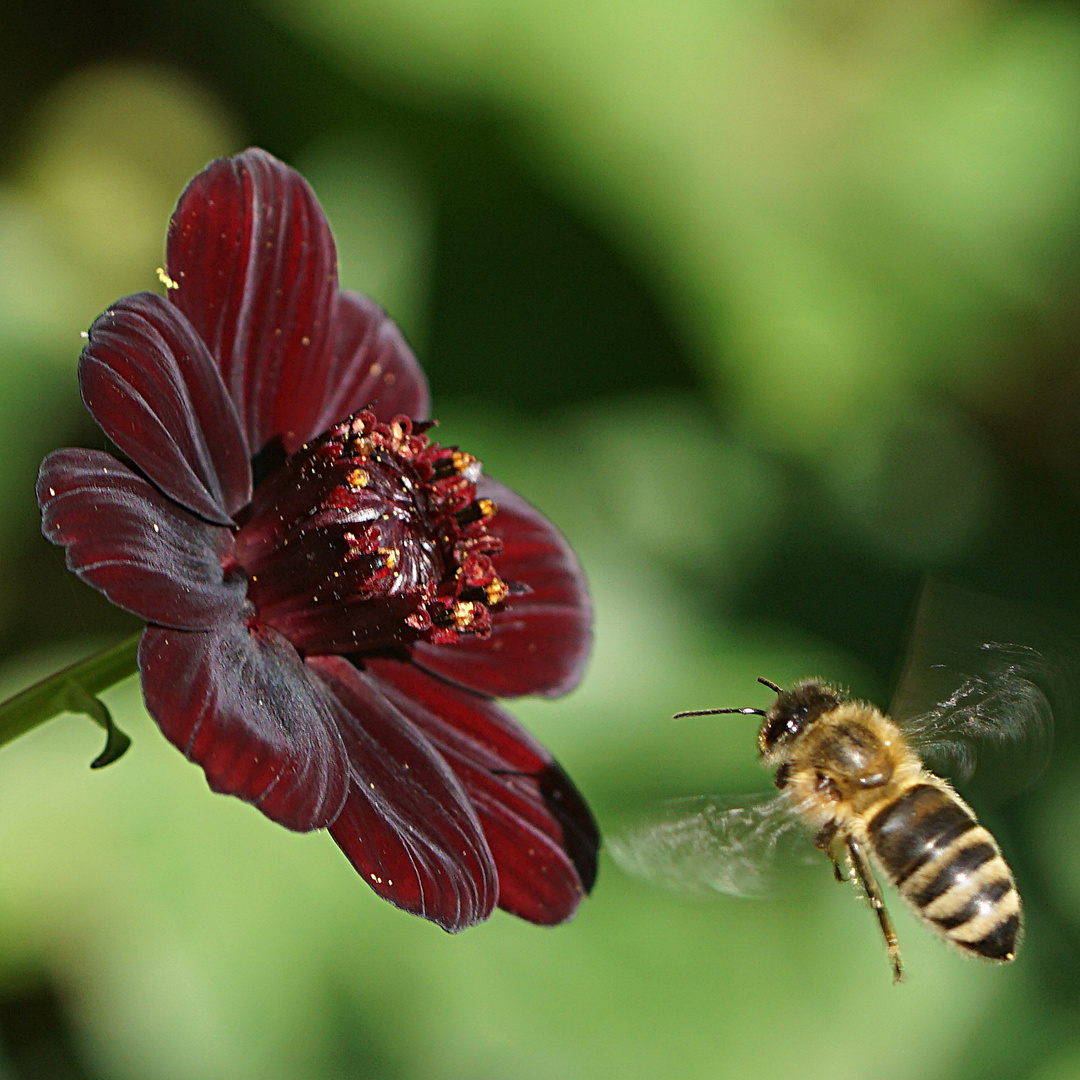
453 601 477 628
301 335 310 346
451 451 476 473
152 523 160 533
485 577 508 605
156 267 179 290
369 363 383 378
381 548 399 570
346 467 369 489
477 498 497 519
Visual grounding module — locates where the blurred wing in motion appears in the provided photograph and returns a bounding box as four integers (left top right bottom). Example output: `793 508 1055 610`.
900 642 1054 790
890 580 1064 793
609 792 813 899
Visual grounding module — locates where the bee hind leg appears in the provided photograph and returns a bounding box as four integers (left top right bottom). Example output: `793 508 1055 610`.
846 835 903 983
813 822 846 883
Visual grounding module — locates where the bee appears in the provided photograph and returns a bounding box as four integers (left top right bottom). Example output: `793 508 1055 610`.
612 646 1053 983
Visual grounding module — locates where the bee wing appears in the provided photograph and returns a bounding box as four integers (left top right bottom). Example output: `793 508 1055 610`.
889 580 1063 792
897 642 1054 789
608 792 814 899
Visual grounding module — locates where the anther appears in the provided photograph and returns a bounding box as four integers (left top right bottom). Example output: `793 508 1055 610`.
433 450 479 481
452 601 478 629
485 578 509 605
455 499 497 527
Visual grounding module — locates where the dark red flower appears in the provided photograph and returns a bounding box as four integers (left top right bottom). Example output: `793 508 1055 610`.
37 149 597 929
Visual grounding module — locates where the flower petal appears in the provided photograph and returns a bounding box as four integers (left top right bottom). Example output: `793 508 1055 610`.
307 655 497 932
165 148 338 454
139 623 349 831
367 658 599 924
37 449 245 630
80 293 251 524
411 478 592 698
300 290 430 444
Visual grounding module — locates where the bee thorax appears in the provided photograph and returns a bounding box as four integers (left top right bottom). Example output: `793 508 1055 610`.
817 726 895 793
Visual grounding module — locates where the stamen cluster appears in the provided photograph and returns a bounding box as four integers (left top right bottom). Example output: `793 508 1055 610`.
235 411 517 655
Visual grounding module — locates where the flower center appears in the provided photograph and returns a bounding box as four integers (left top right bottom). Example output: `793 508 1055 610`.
233 411 515 657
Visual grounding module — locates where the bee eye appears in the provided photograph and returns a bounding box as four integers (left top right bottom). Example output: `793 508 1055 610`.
762 711 805 750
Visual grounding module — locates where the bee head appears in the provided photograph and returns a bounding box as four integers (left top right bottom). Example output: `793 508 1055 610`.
759 678 844 756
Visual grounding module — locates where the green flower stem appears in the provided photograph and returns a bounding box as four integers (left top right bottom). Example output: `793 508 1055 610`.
0 632 141 766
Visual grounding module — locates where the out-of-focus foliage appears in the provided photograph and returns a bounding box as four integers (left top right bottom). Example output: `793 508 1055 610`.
267 0 1080 450
1 0 1080 1077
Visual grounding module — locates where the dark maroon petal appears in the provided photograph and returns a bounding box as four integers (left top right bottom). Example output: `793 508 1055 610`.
300 290 431 445
139 623 349 831
37 449 245 630
367 658 599 924
165 148 338 454
80 293 251 524
307 655 497 931
411 478 592 698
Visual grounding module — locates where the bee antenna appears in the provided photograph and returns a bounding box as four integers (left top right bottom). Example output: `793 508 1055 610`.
672 707 767 720
757 677 783 693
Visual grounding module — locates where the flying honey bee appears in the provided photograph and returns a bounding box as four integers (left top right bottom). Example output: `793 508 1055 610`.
611 643 1054 982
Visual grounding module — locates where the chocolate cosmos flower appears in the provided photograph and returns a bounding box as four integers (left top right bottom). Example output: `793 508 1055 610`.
37 149 598 930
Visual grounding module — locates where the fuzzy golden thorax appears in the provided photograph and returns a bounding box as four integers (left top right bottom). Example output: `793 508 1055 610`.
758 681 925 826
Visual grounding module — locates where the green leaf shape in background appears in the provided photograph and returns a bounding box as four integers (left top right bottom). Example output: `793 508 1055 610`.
258 0 1080 456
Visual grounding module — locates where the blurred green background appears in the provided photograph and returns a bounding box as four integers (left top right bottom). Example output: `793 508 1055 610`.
3 0 1080 1076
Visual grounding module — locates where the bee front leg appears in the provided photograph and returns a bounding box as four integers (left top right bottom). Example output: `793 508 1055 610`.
814 822 846 883
846 835 903 984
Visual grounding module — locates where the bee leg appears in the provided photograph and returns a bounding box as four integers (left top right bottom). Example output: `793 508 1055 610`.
814 822 845 883
846 835 903 983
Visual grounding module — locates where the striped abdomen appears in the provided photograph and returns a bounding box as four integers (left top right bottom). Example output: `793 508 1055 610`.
867 783 1020 961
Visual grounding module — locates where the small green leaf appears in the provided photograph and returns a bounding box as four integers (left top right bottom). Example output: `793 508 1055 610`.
0 632 140 761
60 680 132 768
